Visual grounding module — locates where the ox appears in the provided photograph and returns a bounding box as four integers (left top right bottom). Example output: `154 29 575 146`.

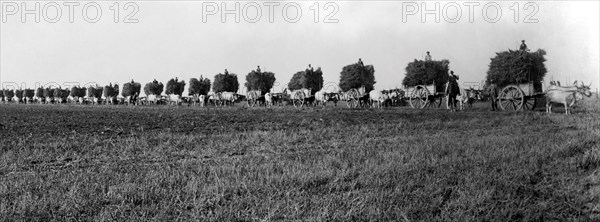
216 92 238 106
369 90 388 108
246 90 262 107
146 94 160 105
546 81 592 115
314 90 328 107
264 92 273 107
168 94 182 105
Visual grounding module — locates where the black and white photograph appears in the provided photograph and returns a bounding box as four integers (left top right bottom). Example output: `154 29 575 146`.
1 0 599 220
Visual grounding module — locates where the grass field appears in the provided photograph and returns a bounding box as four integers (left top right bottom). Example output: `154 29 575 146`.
1 100 600 221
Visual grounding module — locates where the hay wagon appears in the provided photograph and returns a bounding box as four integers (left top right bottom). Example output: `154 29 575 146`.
342 86 367 108
497 82 544 111
284 88 311 108
404 82 446 109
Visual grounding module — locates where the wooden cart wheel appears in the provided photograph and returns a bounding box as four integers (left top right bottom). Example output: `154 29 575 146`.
293 91 304 108
347 98 358 108
410 85 430 109
346 89 359 108
499 85 525 111
522 97 536 110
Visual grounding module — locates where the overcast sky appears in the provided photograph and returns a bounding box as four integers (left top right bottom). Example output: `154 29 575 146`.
1 1 598 95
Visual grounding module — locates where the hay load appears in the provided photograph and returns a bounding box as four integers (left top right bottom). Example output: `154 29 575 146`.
486 49 547 91
22 89 35 103
166 78 186 96
23 89 35 99
213 72 239 93
3 89 15 100
70 86 86 98
43 88 55 99
289 67 323 93
35 87 44 98
246 70 276 94
122 80 141 97
15 89 24 101
87 86 103 98
54 88 70 102
103 83 120 98
143 79 164 96
339 61 376 92
402 59 450 92
189 76 211 96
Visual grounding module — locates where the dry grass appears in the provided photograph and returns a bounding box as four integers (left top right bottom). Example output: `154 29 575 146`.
1 99 599 221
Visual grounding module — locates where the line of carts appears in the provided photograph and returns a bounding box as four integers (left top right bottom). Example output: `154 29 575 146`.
256 81 543 112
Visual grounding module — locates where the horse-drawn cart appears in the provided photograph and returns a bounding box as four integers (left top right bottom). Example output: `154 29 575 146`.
497 82 544 111
404 82 446 109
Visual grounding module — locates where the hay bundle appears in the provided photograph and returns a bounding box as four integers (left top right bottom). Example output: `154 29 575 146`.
213 73 239 93
166 78 186 96
3 89 14 99
87 86 103 98
15 89 24 99
35 87 44 98
23 89 35 99
188 76 211 96
122 80 141 97
144 79 164 95
43 88 55 98
288 68 322 93
339 63 376 92
54 88 70 98
245 71 276 94
402 59 450 92
70 86 86 98
103 83 120 98
486 49 547 91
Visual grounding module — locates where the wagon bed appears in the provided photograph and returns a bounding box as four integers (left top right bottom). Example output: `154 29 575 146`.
497 82 545 111
404 82 446 109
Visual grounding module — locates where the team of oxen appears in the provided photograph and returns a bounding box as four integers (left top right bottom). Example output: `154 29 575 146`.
545 80 593 114
0 81 594 114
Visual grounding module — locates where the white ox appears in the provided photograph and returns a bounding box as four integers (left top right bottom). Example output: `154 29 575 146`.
146 94 160 105
168 94 182 105
198 95 206 107
369 90 388 108
387 90 403 106
545 81 592 115
246 90 262 106
264 92 273 107
314 90 328 107
216 92 238 106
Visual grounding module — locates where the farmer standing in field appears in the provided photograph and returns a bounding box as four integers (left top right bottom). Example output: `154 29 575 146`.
488 83 499 111
446 70 460 112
